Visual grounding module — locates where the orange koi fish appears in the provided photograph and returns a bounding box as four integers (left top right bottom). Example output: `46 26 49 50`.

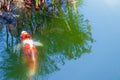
20 31 38 77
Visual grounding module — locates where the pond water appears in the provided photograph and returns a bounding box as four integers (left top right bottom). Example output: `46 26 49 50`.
0 0 93 80
49 0 120 80
0 0 120 80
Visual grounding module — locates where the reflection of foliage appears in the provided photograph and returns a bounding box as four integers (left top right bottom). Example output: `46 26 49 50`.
32 0 94 76
0 0 94 79
0 50 28 80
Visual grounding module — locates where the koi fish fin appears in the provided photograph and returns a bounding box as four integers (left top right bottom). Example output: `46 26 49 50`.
33 41 43 47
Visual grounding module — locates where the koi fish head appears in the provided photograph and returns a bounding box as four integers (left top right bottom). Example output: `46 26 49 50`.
21 31 32 41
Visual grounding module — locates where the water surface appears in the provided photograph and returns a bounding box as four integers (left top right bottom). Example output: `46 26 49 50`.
49 0 120 80
0 0 94 80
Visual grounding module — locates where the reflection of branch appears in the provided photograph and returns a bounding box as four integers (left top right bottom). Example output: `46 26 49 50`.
64 19 71 31
72 0 77 13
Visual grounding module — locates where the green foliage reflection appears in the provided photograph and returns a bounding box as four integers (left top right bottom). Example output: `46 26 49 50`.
0 0 94 79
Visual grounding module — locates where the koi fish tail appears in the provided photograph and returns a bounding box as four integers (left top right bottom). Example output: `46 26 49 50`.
28 61 37 77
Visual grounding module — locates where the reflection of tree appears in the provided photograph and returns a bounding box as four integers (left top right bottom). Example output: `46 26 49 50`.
0 49 28 80
0 0 94 80
35 0 94 76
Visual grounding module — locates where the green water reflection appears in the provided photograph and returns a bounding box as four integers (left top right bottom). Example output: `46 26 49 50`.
0 0 93 80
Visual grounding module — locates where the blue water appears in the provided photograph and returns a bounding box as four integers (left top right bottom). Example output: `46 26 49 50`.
49 0 120 80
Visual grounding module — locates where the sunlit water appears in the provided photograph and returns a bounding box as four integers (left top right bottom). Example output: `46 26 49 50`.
49 0 120 80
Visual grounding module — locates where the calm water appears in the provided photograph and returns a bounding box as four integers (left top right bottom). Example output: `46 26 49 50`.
0 0 120 80
0 0 93 80
49 0 120 80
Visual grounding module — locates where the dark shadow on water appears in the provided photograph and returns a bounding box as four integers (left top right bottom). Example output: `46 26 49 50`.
0 0 94 80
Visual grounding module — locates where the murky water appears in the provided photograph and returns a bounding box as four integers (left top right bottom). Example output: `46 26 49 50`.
0 0 94 80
